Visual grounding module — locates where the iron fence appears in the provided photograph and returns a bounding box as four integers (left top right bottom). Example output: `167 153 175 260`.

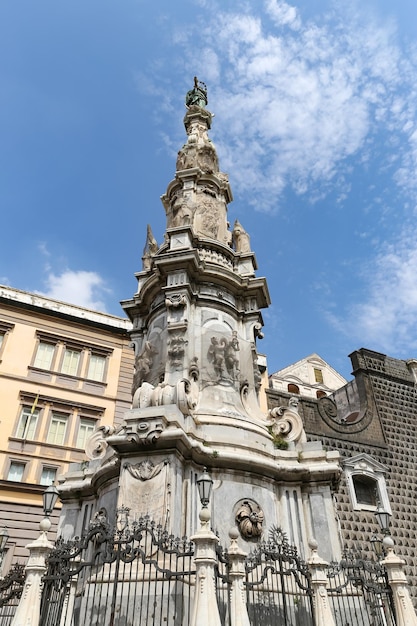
0 520 402 626
327 551 397 626
0 563 25 626
244 527 315 626
39 511 196 626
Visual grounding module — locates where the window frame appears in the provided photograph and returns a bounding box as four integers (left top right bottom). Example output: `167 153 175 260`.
39 465 58 486
60 348 82 377
86 353 108 383
0 321 14 360
344 453 391 514
7 460 27 482
75 417 97 449
46 413 69 446
15 405 40 440
33 340 56 371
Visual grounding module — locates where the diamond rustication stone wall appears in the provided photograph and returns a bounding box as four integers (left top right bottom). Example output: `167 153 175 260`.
267 347 417 602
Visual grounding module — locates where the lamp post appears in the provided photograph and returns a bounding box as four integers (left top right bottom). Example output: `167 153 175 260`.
190 467 222 626
375 504 392 537
11 485 60 626
371 504 392 558
196 467 213 509
43 484 60 519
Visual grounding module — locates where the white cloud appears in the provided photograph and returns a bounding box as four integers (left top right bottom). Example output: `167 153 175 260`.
173 2 417 211
329 229 417 355
39 270 111 312
265 0 301 30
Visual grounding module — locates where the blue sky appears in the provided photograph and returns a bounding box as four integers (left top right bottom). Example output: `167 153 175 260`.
2 0 417 380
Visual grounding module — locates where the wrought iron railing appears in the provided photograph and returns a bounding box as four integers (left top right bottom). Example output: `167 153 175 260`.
327 551 397 626
39 511 196 626
244 527 315 626
0 563 25 626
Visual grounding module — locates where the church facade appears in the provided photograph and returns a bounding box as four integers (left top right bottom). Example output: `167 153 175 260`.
267 347 417 601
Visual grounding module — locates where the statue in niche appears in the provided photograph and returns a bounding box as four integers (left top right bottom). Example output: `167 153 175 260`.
225 331 240 378
235 500 264 540
197 144 218 173
132 340 158 393
168 190 193 228
208 333 240 381
208 337 225 378
197 197 220 238
232 219 251 253
142 224 158 270
185 76 208 109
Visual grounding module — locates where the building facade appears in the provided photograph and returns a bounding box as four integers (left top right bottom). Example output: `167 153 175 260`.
268 347 417 601
0 285 134 571
270 353 347 399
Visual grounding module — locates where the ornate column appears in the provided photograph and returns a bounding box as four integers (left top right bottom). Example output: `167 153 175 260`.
227 528 250 626
11 518 54 626
307 539 336 626
190 507 222 626
381 536 417 625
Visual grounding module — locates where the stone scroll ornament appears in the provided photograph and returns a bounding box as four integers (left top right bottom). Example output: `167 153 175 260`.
267 396 307 445
235 500 264 540
85 425 116 460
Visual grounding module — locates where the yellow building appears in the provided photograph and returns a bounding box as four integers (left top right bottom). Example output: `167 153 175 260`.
0 285 133 571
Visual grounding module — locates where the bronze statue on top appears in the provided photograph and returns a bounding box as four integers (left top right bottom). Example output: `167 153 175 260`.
186 76 208 108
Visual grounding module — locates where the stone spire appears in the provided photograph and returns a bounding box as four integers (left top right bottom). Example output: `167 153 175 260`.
58 80 342 564
161 77 232 246
122 78 270 426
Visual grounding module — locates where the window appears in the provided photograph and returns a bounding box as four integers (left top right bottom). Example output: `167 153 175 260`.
353 475 378 507
16 406 39 439
61 349 81 376
314 368 323 383
0 321 14 356
316 390 326 399
344 454 391 514
87 354 106 382
76 418 96 449
7 462 25 482
46 414 68 445
40 467 57 486
33 342 55 370
288 384 300 394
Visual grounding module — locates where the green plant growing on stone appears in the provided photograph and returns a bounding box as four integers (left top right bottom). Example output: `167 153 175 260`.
267 425 289 450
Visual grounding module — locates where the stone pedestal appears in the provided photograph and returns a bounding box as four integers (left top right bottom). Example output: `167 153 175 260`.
227 528 250 626
190 508 222 626
11 519 54 626
307 539 336 626
382 537 417 626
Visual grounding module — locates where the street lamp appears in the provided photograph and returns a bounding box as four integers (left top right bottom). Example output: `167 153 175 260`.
196 467 213 508
375 504 392 536
43 484 60 518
